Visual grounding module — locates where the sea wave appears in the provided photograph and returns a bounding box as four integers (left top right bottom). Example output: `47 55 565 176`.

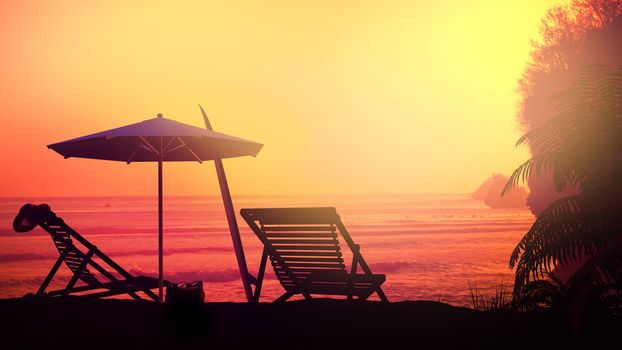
127 266 246 283
0 222 533 241
0 253 55 263
0 226 232 236
368 260 457 274
349 225 532 237
0 246 235 263
369 260 419 273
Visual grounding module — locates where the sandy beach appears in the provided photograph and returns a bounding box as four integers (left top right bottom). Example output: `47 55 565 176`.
0 297 619 349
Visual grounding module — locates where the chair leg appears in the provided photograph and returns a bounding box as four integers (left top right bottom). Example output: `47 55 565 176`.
62 247 96 296
274 291 294 303
91 247 147 300
253 248 269 302
86 257 143 300
37 251 68 296
348 255 358 300
376 288 389 302
142 289 158 301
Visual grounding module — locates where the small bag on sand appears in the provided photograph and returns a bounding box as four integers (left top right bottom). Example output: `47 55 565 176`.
165 280 205 304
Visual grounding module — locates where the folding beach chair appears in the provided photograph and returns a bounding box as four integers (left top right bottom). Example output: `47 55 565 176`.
241 207 388 302
12 203 164 301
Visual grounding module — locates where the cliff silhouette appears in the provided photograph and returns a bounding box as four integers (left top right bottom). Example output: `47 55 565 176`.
473 174 528 209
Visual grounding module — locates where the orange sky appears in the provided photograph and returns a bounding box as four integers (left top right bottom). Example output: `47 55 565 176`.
0 0 566 196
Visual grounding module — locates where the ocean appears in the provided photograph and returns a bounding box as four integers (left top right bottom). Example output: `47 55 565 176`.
0 194 534 306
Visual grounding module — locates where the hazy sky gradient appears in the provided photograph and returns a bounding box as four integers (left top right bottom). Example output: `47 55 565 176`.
0 0 565 196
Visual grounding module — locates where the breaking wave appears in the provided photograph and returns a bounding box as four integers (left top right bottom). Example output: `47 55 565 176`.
0 246 234 263
127 266 244 283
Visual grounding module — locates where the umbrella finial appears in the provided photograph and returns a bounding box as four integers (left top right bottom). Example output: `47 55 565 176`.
157 113 163 118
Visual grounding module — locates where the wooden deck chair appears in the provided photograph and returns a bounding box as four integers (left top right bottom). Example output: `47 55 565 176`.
12 203 165 301
241 207 388 303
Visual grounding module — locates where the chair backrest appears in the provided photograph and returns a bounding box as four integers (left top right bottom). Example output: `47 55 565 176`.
44 220 100 285
20 205 100 285
241 208 347 291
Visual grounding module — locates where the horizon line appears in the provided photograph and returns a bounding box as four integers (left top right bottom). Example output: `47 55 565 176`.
0 192 472 199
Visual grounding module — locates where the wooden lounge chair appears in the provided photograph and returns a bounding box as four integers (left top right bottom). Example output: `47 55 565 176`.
241 207 388 302
12 203 165 301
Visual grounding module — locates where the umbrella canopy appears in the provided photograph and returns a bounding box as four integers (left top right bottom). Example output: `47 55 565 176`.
47 113 262 301
48 114 262 162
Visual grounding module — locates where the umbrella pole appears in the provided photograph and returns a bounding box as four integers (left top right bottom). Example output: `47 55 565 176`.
158 155 164 302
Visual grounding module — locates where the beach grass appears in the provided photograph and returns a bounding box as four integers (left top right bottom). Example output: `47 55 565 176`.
468 280 513 311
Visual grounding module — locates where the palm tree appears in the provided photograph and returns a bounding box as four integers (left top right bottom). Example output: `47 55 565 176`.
504 64 622 312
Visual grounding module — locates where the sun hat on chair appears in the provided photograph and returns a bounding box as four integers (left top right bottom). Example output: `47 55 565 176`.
13 203 51 233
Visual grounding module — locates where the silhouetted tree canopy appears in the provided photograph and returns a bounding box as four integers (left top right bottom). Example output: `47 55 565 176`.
506 2 622 324
517 0 622 216
507 65 622 320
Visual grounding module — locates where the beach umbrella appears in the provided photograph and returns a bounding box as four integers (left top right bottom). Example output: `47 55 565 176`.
47 112 262 301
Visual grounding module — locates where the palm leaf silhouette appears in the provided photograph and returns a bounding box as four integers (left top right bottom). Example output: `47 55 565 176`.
505 65 622 308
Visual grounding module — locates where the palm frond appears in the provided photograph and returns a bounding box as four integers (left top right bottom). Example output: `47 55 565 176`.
517 65 622 193
567 235 622 288
510 194 622 296
515 277 565 310
502 158 534 195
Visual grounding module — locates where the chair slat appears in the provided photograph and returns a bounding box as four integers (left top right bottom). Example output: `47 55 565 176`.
265 232 337 238
273 267 343 273
268 239 338 245
277 251 342 257
279 262 346 268
262 226 334 232
240 207 339 225
270 245 338 251
281 257 344 263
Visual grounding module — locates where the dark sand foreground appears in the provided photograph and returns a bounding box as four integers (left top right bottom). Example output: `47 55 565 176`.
0 297 618 349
